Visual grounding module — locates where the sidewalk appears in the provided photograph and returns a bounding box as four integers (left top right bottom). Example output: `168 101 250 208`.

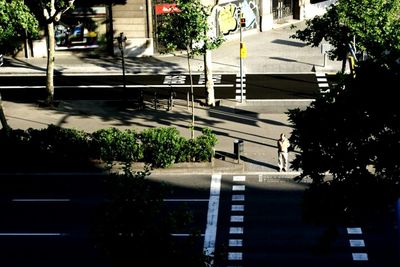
0 21 342 76
0 21 341 175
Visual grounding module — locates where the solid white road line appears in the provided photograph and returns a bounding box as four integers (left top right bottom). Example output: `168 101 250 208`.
0 84 233 89
203 174 222 260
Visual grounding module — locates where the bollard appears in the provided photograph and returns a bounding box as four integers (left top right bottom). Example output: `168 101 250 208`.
234 139 244 163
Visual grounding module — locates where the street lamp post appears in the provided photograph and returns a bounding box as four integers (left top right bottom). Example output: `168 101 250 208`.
117 32 127 96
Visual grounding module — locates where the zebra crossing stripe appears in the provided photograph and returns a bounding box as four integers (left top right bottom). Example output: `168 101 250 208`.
231 205 245 211
233 176 246 182
231 215 244 222
228 252 243 260
349 239 365 247
229 227 243 234
232 185 245 191
352 253 368 261
229 239 243 247
232 194 245 201
347 227 362 234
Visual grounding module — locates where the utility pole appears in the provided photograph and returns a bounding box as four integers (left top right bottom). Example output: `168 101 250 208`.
239 8 247 103
117 32 127 96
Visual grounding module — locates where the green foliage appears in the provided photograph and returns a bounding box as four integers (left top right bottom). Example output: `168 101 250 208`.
141 127 187 168
191 127 218 162
26 125 89 160
288 61 400 222
291 4 351 61
90 128 142 163
157 0 223 56
0 125 217 170
0 0 39 53
291 0 400 64
93 168 208 267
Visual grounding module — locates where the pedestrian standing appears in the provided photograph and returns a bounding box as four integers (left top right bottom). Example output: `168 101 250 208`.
277 133 290 172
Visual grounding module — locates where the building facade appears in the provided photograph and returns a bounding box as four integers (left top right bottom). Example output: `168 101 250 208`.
27 0 335 58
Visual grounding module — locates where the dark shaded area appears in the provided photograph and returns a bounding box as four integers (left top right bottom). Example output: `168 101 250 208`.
246 74 319 99
271 38 308 48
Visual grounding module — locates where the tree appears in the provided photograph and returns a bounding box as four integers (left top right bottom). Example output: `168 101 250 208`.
0 0 39 54
288 0 400 224
157 0 223 138
93 167 210 266
291 0 400 71
0 0 38 131
288 60 400 223
34 0 75 106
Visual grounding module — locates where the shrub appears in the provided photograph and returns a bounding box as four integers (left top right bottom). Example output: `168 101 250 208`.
192 128 217 162
25 125 90 164
140 127 187 168
90 128 142 163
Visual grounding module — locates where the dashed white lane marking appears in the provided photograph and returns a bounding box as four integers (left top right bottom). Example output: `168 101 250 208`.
228 252 243 260
231 215 244 222
352 253 369 261
347 227 363 234
0 233 67 236
349 239 365 247
163 199 209 202
12 199 71 202
232 194 245 201
231 205 245 211
232 185 245 191
171 233 205 237
233 176 246 182
229 227 244 234
229 239 243 247
203 174 222 260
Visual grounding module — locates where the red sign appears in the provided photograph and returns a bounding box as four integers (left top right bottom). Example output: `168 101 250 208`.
155 4 181 15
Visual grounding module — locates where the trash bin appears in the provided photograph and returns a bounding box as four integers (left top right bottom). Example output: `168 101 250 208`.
234 139 244 160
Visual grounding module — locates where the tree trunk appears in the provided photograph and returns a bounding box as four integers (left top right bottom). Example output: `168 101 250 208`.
45 21 55 105
187 46 195 139
0 94 10 132
204 49 215 106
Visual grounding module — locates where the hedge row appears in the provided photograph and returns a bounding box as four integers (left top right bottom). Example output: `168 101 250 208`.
0 125 217 169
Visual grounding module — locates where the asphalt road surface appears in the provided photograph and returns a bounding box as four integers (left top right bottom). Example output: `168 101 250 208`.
0 173 398 267
0 73 331 101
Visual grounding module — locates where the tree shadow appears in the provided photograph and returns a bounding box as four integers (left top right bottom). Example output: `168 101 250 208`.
77 54 186 74
271 39 308 48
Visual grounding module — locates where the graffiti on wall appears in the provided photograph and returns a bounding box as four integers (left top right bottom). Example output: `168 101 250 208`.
217 0 259 35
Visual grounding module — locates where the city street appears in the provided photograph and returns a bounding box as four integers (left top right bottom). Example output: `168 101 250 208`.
0 173 397 266
0 73 324 102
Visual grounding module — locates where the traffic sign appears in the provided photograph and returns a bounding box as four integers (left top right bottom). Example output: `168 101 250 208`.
240 42 247 58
